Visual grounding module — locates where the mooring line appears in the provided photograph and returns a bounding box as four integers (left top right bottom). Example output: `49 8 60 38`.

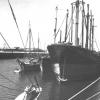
0 72 23 91
0 72 17 85
0 84 21 91
68 77 100 100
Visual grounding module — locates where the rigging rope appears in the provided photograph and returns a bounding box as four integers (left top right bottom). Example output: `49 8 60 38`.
8 0 25 48
0 32 11 49
25 33 29 49
55 15 66 38
94 38 100 51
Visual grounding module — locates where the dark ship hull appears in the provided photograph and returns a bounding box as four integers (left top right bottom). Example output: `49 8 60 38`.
47 43 100 80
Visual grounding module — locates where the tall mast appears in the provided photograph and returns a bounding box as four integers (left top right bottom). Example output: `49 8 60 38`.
89 11 92 50
59 30 62 43
38 33 40 57
29 21 31 51
54 6 58 43
85 4 89 49
64 9 69 42
38 33 40 51
71 4 74 43
81 0 85 47
92 18 94 51
75 0 80 46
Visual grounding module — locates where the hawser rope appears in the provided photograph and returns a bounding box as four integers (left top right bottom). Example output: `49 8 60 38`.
68 77 100 100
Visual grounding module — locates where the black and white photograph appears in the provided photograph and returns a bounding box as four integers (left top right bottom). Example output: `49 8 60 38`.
0 0 100 100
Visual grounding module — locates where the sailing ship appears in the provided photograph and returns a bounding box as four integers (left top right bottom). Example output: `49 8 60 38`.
16 22 42 72
7 0 42 72
47 0 100 80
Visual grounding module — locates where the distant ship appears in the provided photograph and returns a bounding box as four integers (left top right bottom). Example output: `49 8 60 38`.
47 0 100 80
0 46 45 59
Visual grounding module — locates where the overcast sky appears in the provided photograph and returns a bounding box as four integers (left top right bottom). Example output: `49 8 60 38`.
0 0 99 51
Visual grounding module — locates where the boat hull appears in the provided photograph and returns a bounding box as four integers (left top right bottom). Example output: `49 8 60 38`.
17 58 41 72
21 62 40 71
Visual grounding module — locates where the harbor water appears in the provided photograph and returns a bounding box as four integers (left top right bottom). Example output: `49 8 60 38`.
0 59 100 100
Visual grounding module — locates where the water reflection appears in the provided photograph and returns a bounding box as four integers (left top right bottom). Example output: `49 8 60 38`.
49 80 60 100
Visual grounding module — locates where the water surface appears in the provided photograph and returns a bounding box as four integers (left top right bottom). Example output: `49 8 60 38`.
0 59 100 100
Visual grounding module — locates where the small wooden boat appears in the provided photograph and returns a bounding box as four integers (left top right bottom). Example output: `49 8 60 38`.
15 83 42 100
16 58 41 72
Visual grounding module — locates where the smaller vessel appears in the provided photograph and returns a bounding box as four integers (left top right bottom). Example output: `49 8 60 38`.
16 20 42 72
15 85 42 100
16 57 41 72
15 76 42 100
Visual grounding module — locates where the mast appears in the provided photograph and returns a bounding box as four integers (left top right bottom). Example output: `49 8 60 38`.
75 0 80 46
25 21 34 52
59 30 62 43
38 33 39 51
81 0 85 48
38 33 40 57
85 4 89 49
54 6 58 43
89 11 92 50
92 18 94 51
71 4 74 43
29 21 31 52
64 9 69 42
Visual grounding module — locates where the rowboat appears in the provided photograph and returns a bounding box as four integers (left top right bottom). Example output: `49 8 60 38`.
15 84 42 100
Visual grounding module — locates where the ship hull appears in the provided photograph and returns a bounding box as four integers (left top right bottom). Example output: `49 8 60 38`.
47 44 100 80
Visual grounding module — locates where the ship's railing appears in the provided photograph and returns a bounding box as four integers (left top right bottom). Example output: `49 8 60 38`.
67 77 100 100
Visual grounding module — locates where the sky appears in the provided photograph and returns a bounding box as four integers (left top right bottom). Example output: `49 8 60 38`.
0 0 100 51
